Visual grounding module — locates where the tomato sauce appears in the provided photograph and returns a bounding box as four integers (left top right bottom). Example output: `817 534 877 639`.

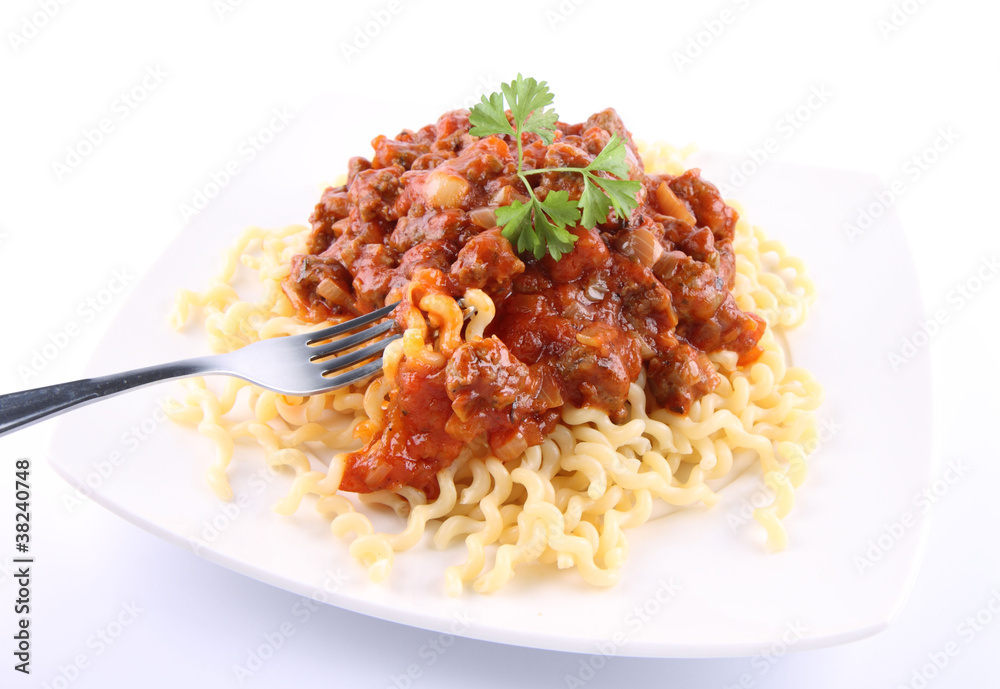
283 108 765 495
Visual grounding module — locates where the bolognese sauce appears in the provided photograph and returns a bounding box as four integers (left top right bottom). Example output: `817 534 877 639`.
283 108 765 497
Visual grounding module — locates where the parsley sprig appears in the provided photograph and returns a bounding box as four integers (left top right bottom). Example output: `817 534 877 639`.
468 75 642 260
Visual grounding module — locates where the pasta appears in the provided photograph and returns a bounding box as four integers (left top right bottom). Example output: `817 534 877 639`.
167 139 822 593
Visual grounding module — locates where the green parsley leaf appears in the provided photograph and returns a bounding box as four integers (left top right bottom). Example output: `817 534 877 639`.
522 108 559 145
495 200 536 254
585 133 631 179
578 177 614 229
500 74 556 139
468 76 643 261
533 207 578 260
469 91 515 138
536 190 581 227
497 195 579 261
588 175 642 221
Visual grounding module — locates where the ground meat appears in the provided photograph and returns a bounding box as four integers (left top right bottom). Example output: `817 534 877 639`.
653 249 765 356
346 156 371 185
537 141 593 197
585 108 634 150
446 137 509 184
654 250 728 322
307 185 351 254
389 209 469 253
445 337 559 458
351 165 404 223
668 169 737 241
351 244 397 313
449 228 525 296
584 108 644 177
398 239 457 280
282 254 354 321
281 106 767 494
646 339 720 415
371 135 430 170
324 219 387 269
552 323 641 422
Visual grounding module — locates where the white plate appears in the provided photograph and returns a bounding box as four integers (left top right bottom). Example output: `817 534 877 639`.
47 94 934 657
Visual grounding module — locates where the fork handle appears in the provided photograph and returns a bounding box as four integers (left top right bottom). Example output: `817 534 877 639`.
0 359 213 438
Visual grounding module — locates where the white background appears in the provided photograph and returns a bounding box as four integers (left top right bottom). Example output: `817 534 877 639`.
1 0 998 687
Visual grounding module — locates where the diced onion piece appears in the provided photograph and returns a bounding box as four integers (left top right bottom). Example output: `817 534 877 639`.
316 278 357 313
655 181 696 225
537 375 564 409
562 300 588 321
331 217 350 238
489 185 528 206
586 283 608 301
450 400 470 422
639 339 656 359
624 146 642 179
425 170 470 209
576 332 603 348
494 432 528 462
468 206 497 229
365 461 392 490
630 227 663 268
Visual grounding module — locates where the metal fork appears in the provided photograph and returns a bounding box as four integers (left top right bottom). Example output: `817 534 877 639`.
0 302 401 438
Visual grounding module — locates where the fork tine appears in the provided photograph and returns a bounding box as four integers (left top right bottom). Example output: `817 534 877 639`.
304 301 399 345
308 320 396 361
321 357 387 389
319 333 402 373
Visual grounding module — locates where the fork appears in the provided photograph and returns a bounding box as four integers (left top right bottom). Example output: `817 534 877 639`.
0 302 401 438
